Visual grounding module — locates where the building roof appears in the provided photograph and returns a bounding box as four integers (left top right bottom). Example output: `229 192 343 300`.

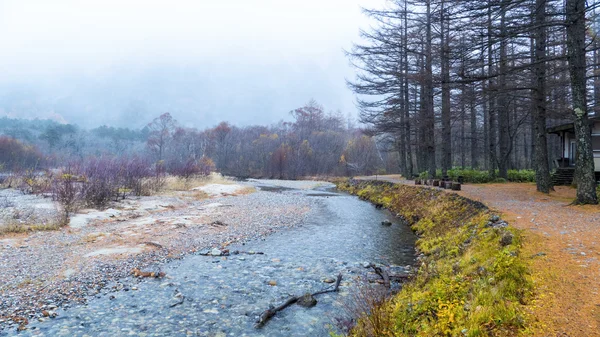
547 116 600 134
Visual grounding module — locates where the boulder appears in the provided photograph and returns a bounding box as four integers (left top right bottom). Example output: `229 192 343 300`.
297 293 317 308
500 232 514 246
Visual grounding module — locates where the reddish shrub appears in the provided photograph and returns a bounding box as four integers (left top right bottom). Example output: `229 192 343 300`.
0 136 44 171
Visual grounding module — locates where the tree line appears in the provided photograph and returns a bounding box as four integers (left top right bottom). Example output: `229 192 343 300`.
0 101 389 179
347 0 599 204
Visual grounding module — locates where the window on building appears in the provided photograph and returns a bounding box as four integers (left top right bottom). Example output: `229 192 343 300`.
593 135 600 153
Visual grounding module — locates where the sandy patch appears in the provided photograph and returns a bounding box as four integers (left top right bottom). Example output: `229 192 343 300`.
69 209 122 228
0 238 18 248
192 183 251 196
84 246 145 257
248 179 334 190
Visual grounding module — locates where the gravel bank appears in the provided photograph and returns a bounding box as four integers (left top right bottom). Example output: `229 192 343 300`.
0 186 316 333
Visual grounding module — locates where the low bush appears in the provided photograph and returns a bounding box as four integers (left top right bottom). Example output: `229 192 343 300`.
16 169 53 195
45 155 217 212
336 180 532 337
52 169 84 215
80 158 121 207
168 156 216 180
50 156 157 210
419 168 536 184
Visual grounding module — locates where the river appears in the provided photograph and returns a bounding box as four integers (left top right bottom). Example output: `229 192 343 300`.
17 180 417 337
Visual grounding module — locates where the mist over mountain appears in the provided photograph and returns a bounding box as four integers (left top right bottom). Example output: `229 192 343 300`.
0 59 353 129
0 0 381 129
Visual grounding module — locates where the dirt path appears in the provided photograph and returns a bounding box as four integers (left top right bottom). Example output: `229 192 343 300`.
360 175 600 337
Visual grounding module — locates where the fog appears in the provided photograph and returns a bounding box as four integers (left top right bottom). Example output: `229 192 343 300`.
0 0 385 128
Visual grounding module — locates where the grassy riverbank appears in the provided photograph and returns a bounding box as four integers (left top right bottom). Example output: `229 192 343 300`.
336 179 532 337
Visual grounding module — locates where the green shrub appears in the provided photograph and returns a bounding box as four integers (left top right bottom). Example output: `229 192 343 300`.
507 169 536 183
418 168 536 184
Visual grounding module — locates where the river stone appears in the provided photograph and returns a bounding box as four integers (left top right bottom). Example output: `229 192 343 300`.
210 248 222 256
381 220 392 226
323 277 336 284
297 293 317 308
500 232 514 246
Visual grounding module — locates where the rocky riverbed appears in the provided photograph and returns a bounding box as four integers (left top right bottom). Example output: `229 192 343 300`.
0 179 416 336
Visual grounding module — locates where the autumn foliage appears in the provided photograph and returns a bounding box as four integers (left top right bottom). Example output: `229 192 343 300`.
0 136 43 171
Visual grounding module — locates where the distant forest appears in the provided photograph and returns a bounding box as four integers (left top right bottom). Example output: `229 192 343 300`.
347 0 599 204
0 101 392 179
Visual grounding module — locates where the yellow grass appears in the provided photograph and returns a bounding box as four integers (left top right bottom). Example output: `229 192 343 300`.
162 172 235 192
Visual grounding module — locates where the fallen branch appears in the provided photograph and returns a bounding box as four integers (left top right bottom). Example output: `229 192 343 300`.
255 273 342 328
169 290 185 308
370 264 390 288
142 241 164 249
131 268 166 278
198 249 264 257
209 220 227 227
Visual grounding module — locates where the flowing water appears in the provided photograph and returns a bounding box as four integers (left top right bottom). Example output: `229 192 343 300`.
18 181 417 337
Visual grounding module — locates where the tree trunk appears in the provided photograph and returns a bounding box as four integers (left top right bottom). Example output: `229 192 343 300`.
595 5 600 115
441 0 452 175
566 0 598 204
497 1 510 179
425 0 436 178
461 81 466 169
487 5 497 178
481 42 489 171
470 84 478 168
533 0 552 193
404 2 413 177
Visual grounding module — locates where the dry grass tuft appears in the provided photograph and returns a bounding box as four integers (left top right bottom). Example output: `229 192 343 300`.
162 172 235 192
0 208 68 235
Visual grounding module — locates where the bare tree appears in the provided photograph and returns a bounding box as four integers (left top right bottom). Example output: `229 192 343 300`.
146 112 176 161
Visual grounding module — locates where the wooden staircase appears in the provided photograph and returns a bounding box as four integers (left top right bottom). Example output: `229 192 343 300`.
551 168 575 186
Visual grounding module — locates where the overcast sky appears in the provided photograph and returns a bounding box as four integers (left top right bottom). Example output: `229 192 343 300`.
0 0 385 128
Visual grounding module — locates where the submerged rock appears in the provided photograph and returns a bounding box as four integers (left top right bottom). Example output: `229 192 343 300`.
297 293 317 308
381 220 392 226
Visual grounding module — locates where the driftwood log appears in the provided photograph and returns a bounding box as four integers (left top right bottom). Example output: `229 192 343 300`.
370 264 390 288
198 250 264 256
368 263 411 286
169 290 185 308
255 273 343 328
